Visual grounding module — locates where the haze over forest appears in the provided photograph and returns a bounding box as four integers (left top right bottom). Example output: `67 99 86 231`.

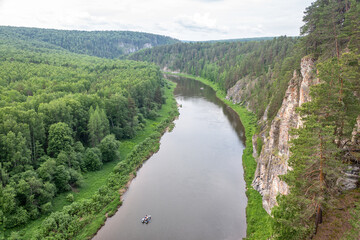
0 0 314 41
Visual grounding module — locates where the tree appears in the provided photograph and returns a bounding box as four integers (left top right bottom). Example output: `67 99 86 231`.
273 105 341 238
105 94 129 139
37 158 56 182
47 122 73 157
53 165 70 193
301 0 351 59
24 110 45 166
1 131 31 176
99 134 120 163
1 185 17 228
83 147 102 171
88 106 110 146
154 86 163 105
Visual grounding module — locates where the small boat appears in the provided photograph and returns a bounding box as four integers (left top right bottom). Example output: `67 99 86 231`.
141 215 152 224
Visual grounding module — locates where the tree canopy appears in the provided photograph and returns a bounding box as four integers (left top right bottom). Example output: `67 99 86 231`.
0 32 167 231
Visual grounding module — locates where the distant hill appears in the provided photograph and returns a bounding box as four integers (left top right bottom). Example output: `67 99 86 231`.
0 26 180 58
183 37 275 43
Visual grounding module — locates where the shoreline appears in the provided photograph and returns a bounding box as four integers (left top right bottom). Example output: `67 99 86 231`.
85 80 180 239
8 80 180 240
164 72 272 239
91 127 177 239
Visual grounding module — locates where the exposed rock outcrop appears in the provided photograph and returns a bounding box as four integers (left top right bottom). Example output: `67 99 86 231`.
337 166 360 191
252 56 318 214
226 76 258 110
351 115 360 144
118 42 153 54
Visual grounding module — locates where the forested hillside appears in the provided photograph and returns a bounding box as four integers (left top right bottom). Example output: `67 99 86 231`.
186 37 274 43
0 33 176 239
130 37 303 120
0 26 180 59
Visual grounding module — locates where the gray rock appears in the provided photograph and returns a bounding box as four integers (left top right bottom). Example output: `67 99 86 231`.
337 165 360 191
252 56 318 214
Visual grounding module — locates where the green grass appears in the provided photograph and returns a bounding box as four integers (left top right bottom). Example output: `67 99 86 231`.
74 80 179 240
166 72 273 239
8 80 178 239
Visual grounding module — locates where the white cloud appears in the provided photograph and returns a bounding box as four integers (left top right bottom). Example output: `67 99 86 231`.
175 13 228 34
0 0 315 41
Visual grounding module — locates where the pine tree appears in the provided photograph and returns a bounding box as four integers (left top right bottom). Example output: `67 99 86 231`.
301 0 350 59
273 50 360 238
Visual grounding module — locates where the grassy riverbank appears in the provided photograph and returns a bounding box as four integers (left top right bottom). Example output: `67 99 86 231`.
8 80 179 240
167 72 272 239
77 80 179 239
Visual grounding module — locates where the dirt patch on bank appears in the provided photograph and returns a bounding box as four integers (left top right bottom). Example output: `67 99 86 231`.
313 189 360 240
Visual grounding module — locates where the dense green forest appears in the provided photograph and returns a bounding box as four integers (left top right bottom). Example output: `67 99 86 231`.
130 37 303 120
0 32 179 239
185 36 274 43
0 26 179 59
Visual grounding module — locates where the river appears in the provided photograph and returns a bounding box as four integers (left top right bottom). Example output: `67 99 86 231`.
93 75 247 240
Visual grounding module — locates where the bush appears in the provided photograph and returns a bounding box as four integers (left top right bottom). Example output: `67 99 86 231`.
99 134 120 163
68 168 83 187
256 137 263 156
66 193 74 202
40 202 53 214
147 109 160 120
84 147 103 171
54 165 71 192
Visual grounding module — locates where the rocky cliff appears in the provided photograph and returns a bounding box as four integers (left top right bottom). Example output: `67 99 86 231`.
251 56 318 214
225 76 260 111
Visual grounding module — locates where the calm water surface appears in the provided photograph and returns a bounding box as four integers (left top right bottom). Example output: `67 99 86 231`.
93 75 247 240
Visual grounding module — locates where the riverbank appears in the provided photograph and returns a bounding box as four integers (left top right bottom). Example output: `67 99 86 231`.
165 72 272 239
9 80 179 240
76 80 180 240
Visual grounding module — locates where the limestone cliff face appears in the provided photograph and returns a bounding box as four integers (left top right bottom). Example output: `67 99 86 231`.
252 57 318 214
226 76 259 111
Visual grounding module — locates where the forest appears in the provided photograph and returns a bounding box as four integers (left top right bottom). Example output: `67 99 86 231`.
0 26 179 59
0 31 179 239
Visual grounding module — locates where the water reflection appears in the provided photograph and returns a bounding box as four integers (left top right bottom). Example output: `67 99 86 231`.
167 74 246 144
93 75 247 240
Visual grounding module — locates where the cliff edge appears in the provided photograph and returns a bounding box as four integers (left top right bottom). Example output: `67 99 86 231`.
252 56 318 214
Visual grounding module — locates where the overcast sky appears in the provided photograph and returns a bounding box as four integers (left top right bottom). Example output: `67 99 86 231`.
0 0 314 41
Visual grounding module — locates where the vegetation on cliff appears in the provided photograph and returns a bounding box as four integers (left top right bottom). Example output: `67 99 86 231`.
272 0 360 239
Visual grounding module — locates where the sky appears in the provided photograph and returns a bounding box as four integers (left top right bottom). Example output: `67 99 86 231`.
0 0 314 41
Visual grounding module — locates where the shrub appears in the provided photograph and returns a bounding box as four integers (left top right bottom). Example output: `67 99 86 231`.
66 193 74 202
84 147 103 171
99 134 120 163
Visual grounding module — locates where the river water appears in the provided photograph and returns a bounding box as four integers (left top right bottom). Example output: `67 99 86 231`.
93 75 247 240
